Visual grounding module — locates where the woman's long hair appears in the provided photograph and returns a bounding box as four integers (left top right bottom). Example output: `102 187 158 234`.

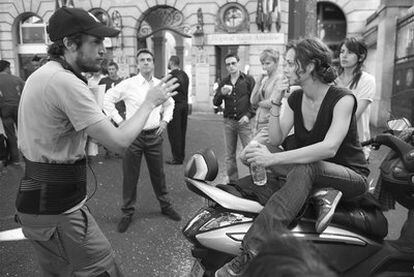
286 37 337 84
337 37 368 89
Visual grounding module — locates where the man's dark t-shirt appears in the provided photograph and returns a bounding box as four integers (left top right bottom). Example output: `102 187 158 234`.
99 76 122 92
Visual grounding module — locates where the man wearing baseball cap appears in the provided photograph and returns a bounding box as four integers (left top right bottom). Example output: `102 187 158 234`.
15 7 178 276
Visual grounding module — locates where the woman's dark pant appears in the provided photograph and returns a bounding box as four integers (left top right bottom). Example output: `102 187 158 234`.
243 161 368 253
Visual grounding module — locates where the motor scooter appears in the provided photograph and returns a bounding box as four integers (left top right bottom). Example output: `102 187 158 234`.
182 118 414 277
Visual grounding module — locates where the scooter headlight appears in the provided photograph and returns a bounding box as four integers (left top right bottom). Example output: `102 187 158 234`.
199 212 253 231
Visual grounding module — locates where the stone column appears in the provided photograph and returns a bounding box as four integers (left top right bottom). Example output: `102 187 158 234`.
304 0 317 36
152 35 166 78
373 0 412 126
288 0 317 39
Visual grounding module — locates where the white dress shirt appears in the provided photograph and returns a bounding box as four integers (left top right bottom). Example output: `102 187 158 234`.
103 73 175 130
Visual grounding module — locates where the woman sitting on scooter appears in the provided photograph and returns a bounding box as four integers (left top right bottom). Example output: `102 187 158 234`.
215 37 369 277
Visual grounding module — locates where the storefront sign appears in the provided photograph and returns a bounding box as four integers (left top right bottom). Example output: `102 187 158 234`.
206 33 284 45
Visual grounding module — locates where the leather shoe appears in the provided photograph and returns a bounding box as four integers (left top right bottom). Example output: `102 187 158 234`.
161 207 181 221
165 160 183 165
117 216 132 233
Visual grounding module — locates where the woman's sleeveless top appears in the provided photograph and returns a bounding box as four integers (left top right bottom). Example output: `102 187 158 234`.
287 86 369 177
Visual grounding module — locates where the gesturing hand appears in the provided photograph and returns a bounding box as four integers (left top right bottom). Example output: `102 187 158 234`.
145 74 179 107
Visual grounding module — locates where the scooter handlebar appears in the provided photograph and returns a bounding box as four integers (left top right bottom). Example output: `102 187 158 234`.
362 134 414 172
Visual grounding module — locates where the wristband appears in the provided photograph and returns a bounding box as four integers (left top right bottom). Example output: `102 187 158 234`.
269 110 280 117
270 99 282 106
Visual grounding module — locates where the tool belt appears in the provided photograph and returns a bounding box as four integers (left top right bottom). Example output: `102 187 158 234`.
15 158 87 214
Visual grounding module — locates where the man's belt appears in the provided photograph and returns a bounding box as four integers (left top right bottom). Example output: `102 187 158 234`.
15 158 87 215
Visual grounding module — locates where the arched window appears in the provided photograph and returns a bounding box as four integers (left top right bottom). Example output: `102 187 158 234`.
317 2 346 52
15 13 47 79
18 15 47 45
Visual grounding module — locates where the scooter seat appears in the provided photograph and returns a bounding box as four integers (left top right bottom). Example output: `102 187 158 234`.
185 178 264 213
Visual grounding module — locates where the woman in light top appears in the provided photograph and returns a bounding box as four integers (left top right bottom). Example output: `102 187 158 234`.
250 49 281 135
336 37 376 160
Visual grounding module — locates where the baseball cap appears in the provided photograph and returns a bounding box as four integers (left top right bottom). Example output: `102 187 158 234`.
47 7 120 42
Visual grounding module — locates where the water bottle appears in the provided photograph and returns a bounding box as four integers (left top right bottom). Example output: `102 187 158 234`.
249 140 267 186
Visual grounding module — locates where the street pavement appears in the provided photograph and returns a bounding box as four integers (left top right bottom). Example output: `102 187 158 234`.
0 112 408 277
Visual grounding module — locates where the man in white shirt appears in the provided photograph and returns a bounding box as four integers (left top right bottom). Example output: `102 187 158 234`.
104 48 181 233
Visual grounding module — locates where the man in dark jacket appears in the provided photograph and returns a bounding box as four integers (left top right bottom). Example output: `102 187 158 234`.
213 53 255 183
0 60 25 165
166 55 190 165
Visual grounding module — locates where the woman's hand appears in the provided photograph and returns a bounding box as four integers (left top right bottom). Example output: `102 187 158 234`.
270 75 289 104
238 115 249 124
257 73 267 83
244 142 274 167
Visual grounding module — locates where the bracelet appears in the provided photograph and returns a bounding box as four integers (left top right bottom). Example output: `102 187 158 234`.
270 99 282 106
269 110 280 117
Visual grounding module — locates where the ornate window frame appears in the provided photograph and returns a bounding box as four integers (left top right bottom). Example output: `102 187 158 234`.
216 3 249 33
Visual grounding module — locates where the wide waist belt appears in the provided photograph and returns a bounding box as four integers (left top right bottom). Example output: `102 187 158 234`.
15 158 87 215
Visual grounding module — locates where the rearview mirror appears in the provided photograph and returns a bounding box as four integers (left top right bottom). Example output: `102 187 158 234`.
387 118 411 132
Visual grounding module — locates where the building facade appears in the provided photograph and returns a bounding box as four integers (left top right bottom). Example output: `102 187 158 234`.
2 0 412 125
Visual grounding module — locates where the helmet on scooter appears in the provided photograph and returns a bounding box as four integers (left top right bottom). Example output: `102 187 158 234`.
379 127 414 209
380 152 414 209
184 148 218 181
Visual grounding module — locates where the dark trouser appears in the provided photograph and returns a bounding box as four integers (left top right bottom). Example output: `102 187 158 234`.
0 134 7 161
121 130 171 216
1 105 19 162
242 161 368 254
398 210 414 246
167 103 188 163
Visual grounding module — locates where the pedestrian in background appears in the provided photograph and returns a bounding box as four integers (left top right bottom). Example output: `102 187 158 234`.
213 53 255 184
336 37 375 161
0 60 24 165
104 48 181 234
166 55 189 165
250 49 280 136
15 6 178 276
99 61 125 158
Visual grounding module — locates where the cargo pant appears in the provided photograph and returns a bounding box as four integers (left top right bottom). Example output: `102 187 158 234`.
17 206 123 277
